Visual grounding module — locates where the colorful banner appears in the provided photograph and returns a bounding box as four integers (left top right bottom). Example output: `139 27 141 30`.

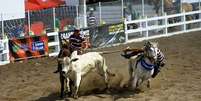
9 35 48 61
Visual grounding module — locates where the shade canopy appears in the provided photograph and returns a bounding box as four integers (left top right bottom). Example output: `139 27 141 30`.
25 0 65 11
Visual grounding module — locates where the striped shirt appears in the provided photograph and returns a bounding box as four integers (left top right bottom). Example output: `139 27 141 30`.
157 49 165 64
69 34 85 49
87 13 96 27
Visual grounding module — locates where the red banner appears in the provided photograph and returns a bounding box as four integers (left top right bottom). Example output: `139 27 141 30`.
9 35 48 61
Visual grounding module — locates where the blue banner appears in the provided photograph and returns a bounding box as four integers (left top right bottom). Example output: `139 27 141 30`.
32 41 45 51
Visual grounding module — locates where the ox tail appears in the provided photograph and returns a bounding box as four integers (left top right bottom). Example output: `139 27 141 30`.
102 58 115 77
106 70 115 77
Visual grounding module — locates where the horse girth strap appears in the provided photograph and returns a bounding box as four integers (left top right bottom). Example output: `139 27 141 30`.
140 57 155 71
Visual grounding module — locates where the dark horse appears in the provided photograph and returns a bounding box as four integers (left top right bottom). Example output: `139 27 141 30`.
57 38 86 98
55 40 74 98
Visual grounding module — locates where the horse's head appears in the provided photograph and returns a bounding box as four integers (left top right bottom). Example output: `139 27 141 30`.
61 39 70 49
144 41 159 62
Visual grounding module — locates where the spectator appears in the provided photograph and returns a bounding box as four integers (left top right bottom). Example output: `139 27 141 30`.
124 5 132 21
87 8 97 27
87 8 97 46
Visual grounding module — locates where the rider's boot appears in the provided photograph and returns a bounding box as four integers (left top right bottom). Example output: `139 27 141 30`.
152 65 160 78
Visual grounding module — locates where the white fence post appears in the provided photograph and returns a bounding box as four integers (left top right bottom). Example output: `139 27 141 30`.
140 18 143 36
124 19 128 42
145 16 148 38
164 13 168 35
183 11 186 32
47 32 60 57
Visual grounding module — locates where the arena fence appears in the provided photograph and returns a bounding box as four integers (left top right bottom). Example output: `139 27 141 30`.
124 10 201 43
1 9 201 65
47 32 60 57
0 38 10 65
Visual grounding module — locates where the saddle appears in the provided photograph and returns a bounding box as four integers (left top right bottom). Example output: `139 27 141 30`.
121 47 144 59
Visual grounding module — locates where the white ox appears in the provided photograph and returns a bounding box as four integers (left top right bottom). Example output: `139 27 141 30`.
60 51 114 98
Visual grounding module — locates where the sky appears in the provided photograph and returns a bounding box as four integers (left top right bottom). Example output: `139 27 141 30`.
181 0 200 3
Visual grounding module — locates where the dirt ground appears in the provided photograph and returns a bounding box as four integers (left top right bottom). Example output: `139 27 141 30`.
1 31 201 101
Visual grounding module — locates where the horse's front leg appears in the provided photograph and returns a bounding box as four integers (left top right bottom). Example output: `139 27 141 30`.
147 69 154 88
128 59 134 82
132 73 138 90
60 74 65 98
73 73 81 99
147 79 151 88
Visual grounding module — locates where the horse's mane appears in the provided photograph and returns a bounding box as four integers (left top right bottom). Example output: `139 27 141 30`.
121 48 144 59
58 48 71 58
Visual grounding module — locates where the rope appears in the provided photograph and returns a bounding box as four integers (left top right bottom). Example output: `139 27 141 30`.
98 50 122 54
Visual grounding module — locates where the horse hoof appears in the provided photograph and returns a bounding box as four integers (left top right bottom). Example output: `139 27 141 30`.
60 95 64 99
105 89 112 94
67 92 72 97
147 84 151 88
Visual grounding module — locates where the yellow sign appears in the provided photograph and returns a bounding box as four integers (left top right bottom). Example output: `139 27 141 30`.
108 23 124 35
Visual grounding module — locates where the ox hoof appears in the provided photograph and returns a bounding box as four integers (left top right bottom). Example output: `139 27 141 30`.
73 95 78 99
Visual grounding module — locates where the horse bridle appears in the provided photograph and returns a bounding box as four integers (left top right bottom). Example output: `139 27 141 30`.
144 45 157 63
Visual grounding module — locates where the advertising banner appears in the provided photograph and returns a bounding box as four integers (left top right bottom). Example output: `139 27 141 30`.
90 22 125 48
59 22 125 48
59 29 89 47
9 35 48 61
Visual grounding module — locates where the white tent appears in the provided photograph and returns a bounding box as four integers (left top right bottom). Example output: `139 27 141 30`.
0 0 25 21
